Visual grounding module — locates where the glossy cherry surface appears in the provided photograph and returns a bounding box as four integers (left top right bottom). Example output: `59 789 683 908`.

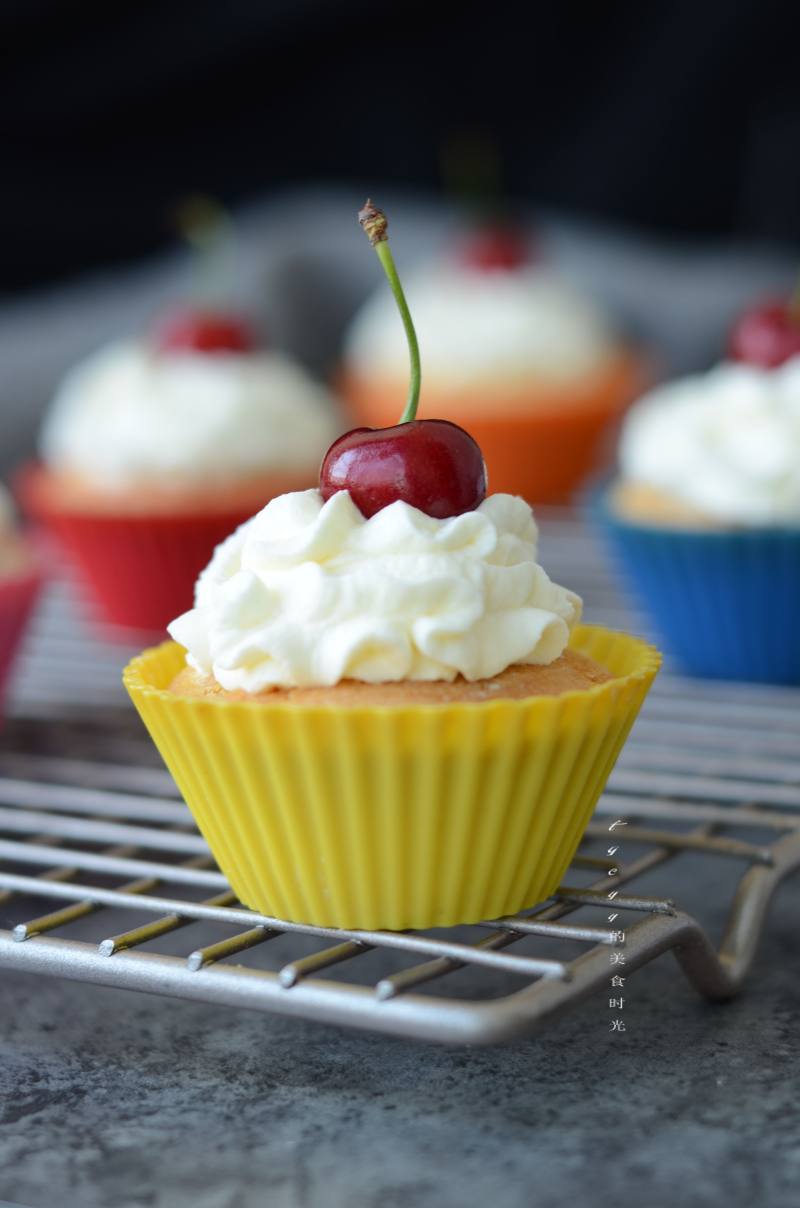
728 298 800 368
459 224 530 272
155 309 255 354
320 420 487 519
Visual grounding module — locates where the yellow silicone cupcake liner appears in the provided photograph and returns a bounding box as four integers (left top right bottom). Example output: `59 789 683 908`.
123 626 660 930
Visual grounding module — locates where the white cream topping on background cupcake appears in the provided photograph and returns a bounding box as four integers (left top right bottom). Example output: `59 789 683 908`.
619 356 800 526
345 266 617 388
40 341 342 486
169 490 582 691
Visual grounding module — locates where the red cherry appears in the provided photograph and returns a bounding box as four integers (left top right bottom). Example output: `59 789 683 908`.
155 309 255 354
339 202 488 518
319 420 487 519
459 224 531 272
728 298 800 369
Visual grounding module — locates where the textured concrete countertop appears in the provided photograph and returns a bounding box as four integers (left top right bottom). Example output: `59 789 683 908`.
1 870 799 1208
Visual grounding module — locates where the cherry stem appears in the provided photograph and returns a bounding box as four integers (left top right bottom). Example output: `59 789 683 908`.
359 200 421 424
176 196 233 308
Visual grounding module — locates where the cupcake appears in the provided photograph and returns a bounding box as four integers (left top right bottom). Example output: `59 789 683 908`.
0 485 42 718
596 354 800 683
341 221 645 503
19 310 343 633
125 202 659 930
127 491 658 929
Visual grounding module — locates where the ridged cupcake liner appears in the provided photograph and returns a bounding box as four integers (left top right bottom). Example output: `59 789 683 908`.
0 561 43 717
18 467 256 635
124 626 660 930
35 507 253 634
594 487 800 683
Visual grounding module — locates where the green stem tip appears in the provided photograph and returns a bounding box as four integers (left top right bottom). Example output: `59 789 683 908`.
358 200 421 423
175 195 233 308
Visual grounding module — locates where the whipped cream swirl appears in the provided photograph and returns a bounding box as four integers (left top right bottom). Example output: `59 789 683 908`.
169 490 582 691
41 341 341 484
346 265 617 387
619 357 800 526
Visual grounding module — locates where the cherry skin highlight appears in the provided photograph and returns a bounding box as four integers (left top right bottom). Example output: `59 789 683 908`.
155 309 255 354
729 298 800 369
320 421 487 519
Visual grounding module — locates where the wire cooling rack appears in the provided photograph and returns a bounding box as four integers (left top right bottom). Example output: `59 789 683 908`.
1 515 798 1045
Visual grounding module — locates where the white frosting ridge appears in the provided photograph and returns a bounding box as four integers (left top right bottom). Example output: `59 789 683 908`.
41 341 342 484
619 356 800 526
345 266 617 386
169 490 582 691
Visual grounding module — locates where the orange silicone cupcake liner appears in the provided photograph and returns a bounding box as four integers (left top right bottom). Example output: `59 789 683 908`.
340 350 648 503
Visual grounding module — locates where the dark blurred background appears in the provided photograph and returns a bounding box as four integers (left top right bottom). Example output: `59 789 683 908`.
4 0 799 291
1 0 799 467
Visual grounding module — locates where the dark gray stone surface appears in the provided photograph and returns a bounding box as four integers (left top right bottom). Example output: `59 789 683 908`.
1 873 799 1208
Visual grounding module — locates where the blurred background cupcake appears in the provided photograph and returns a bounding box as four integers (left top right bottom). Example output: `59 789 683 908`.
341 214 647 504
1 4 798 647
596 295 800 682
17 205 344 635
0 484 42 719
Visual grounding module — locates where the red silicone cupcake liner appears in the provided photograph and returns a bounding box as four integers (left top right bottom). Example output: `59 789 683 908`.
0 562 43 716
34 506 253 635
17 466 259 635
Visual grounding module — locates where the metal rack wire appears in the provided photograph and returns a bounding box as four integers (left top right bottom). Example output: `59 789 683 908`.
1 517 798 1045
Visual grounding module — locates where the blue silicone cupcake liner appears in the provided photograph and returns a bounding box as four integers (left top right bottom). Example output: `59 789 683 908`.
591 485 800 684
